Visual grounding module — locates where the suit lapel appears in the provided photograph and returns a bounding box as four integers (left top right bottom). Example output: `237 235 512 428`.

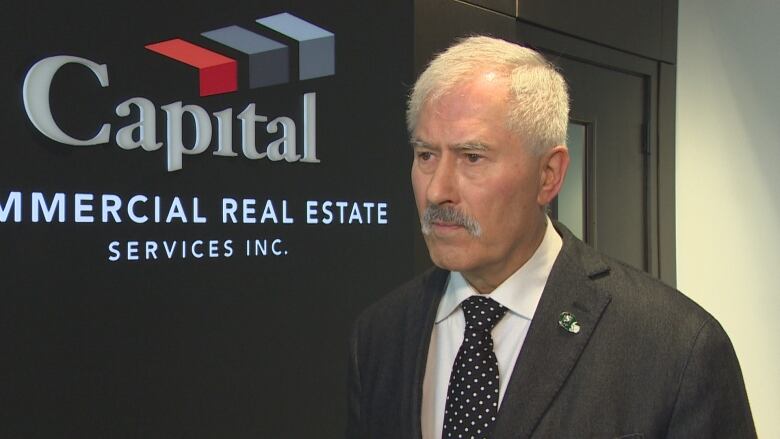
405 268 448 439
492 224 613 439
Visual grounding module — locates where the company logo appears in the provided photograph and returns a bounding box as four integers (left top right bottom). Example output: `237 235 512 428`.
22 13 334 172
146 13 335 97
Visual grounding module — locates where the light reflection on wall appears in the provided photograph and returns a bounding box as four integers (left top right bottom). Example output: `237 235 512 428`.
558 122 585 239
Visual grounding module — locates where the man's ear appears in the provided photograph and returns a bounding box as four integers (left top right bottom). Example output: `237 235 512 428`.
537 145 570 206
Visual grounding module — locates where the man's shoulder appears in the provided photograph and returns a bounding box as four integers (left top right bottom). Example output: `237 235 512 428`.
554 225 719 340
576 242 725 347
556 230 741 383
603 253 712 323
532 230 755 437
356 267 447 327
349 267 447 374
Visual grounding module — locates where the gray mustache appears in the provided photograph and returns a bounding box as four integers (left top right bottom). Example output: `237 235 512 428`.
421 205 482 237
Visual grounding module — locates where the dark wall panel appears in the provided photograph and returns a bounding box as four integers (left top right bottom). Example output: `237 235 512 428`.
462 0 516 16
460 0 678 63
1 1 414 437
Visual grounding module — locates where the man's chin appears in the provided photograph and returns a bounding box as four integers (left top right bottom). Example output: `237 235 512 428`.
426 246 474 273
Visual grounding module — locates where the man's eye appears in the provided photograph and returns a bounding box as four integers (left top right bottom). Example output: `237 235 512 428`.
465 153 482 163
417 151 433 161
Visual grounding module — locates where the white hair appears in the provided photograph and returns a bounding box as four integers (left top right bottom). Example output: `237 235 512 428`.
406 36 570 154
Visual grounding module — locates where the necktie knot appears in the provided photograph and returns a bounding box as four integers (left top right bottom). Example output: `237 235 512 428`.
461 296 507 333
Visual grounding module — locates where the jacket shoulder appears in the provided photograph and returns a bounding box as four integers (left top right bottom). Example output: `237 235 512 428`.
354 267 447 334
597 253 716 336
554 221 715 336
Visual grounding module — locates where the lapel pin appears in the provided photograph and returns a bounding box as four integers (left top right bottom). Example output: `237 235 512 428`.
558 312 580 334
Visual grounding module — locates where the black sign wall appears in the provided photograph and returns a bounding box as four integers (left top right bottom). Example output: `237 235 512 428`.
1 1 414 437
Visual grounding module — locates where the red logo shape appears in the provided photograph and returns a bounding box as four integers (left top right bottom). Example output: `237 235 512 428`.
145 39 237 97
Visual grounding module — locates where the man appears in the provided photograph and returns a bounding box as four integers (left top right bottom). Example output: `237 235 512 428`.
347 36 755 439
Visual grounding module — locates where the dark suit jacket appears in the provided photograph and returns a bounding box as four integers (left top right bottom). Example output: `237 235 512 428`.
347 223 755 438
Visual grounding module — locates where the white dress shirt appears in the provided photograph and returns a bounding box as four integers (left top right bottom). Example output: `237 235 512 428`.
421 218 563 439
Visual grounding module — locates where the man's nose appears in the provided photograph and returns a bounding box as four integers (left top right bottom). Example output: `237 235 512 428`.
426 156 458 205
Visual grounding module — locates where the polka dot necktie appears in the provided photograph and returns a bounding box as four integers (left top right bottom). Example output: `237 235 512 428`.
442 296 508 439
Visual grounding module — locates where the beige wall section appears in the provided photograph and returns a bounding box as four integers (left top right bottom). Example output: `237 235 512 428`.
677 0 780 436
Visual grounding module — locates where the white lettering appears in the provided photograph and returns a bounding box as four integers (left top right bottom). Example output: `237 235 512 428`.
164 241 177 258
266 117 299 162
162 101 212 172
102 194 122 222
192 197 206 223
301 92 319 163
212 108 237 157
74 193 94 223
23 56 110 146
304 200 389 225
192 240 204 258
282 200 293 224
127 241 139 260
363 202 375 223
260 200 278 223
115 97 162 151
271 239 284 255
238 103 268 159
145 241 158 260
349 203 363 224
0 192 22 223
154 196 161 223
31 192 65 223
222 198 237 223
23 57 322 172
306 200 318 224
128 195 148 223
165 197 187 223
108 241 120 261
242 199 256 224
322 201 333 224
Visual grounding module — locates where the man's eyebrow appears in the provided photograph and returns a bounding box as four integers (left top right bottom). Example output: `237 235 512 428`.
410 139 489 151
410 138 431 149
454 142 489 152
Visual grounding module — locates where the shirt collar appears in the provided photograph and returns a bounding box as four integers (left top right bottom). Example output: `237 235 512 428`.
435 217 563 323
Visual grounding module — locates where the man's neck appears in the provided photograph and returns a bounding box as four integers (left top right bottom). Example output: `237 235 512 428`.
462 218 549 294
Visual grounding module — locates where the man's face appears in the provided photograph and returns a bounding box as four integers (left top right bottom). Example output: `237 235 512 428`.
411 72 549 291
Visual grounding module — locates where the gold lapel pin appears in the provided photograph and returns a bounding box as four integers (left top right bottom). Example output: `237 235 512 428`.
558 312 580 334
